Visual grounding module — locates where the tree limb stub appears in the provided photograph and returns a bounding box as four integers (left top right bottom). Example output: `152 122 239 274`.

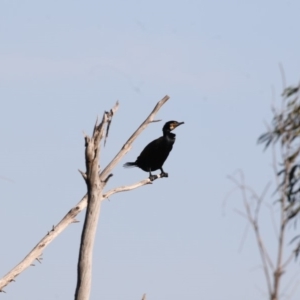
0 96 169 292
104 101 119 146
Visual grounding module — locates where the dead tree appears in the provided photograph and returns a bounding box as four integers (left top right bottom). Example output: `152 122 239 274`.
0 96 169 294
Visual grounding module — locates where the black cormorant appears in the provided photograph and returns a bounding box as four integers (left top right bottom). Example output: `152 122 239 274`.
123 120 184 180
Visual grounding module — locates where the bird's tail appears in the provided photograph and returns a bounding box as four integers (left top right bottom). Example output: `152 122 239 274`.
123 162 137 168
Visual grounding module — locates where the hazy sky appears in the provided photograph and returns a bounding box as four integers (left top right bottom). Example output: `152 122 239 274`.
1 1 300 299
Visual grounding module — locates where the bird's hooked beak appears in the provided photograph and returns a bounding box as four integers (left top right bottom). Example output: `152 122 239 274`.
171 121 184 130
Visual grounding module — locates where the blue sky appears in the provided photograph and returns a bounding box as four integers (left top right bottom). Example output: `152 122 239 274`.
1 0 300 299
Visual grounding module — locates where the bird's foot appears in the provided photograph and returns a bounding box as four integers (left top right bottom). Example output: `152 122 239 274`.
160 172 168 178
149 174 158 181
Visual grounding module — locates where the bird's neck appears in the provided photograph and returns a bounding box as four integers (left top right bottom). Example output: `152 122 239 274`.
163 131 176 141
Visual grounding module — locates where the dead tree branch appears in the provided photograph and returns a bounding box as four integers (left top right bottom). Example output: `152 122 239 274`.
103 174 164 199
0 194 87 292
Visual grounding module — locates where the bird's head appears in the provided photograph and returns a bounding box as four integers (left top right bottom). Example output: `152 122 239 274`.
163 120 184 133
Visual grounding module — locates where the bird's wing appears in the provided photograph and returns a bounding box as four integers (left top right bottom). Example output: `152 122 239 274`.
138 137 163 157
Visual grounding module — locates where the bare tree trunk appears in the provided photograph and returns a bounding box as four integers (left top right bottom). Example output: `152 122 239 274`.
74 108 110 300
75 189 103 300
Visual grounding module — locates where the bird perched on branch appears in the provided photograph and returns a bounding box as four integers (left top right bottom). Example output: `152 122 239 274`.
123 120 184 181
